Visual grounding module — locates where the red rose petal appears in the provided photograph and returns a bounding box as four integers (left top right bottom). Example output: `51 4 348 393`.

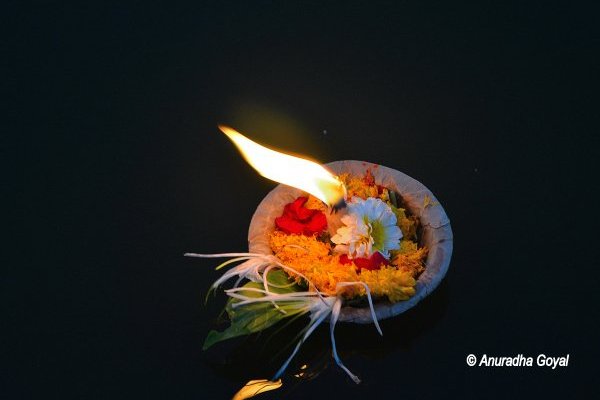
339 254 353 265
304 212 327 235
289 196 316 221
297 208 317 222
282 202 296 219
352 257 372 270
353 251 390 271
288 196 305 213
370 251 390 267
275 215 305 234
275 196 328 235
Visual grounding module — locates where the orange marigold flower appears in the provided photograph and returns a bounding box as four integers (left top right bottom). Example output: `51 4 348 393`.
269 232 421 303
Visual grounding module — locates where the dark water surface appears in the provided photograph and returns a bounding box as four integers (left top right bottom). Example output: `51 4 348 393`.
7 2 597 398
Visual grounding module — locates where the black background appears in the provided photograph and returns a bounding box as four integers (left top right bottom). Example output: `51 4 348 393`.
6 1 599 399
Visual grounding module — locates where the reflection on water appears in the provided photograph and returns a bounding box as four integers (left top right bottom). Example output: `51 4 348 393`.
206 279 449 397
293 364 308 378
229 361 323 400
232 379 283 400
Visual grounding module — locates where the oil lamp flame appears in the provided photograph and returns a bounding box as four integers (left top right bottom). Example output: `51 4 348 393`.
218 125 346 207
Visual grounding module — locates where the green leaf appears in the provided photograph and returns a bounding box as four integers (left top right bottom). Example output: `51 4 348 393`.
389 190 398 208
203 270 308 350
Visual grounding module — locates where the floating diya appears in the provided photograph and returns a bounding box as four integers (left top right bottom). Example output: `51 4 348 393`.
186 126 453 384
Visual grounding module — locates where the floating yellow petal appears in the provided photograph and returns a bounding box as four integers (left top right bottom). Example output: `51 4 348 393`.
232 379 283 400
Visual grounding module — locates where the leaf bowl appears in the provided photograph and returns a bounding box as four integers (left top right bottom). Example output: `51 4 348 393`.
248 160 453 323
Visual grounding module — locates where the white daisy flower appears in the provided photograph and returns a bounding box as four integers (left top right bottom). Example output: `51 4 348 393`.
331 197 402 259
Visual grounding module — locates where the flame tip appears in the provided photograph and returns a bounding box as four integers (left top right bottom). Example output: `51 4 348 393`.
218 125 346 206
